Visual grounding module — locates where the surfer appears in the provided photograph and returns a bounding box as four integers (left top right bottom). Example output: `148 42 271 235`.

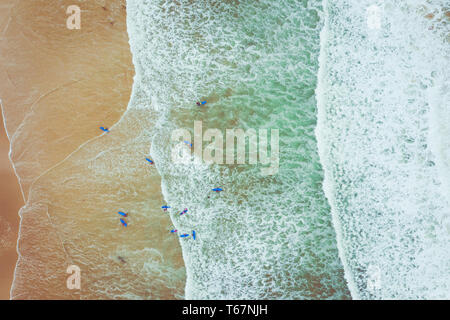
212 187 223 192
145 157 154 164
180 233 189 238
192 230 196 240
196 101 207 106
161 205 171 211
170 229 178 233
184 141 193 148
120 219 127 227
99 126 109 133
179 208 188 216
117 211 128 217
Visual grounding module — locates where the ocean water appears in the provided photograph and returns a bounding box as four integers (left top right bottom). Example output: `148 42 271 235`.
127 0 350 299
316 0 450 299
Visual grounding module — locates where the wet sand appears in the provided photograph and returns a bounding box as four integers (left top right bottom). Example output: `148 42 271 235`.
0 0 134 199
0 0 133 299
0 0 184 299
0 109 22 300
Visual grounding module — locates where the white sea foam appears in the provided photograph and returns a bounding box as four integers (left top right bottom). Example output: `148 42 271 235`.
316 0 450 299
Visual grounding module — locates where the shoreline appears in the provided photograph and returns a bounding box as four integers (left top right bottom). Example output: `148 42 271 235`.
0 106 22 300
0 0 138 299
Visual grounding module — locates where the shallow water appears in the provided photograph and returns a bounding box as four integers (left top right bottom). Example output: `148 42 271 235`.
1 0 185 300
12 108 185 299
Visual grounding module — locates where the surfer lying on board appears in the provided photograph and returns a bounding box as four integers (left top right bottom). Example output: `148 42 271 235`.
196 101 207 106
99 126 110 132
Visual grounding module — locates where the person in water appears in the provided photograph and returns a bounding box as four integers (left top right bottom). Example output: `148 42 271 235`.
196 101 207 106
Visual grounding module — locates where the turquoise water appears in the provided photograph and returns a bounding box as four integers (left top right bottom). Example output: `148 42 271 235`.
126 0 449 299
127 0 350 299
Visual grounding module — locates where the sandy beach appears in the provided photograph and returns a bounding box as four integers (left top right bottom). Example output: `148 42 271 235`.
1 0 185 299
0 0 140 299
